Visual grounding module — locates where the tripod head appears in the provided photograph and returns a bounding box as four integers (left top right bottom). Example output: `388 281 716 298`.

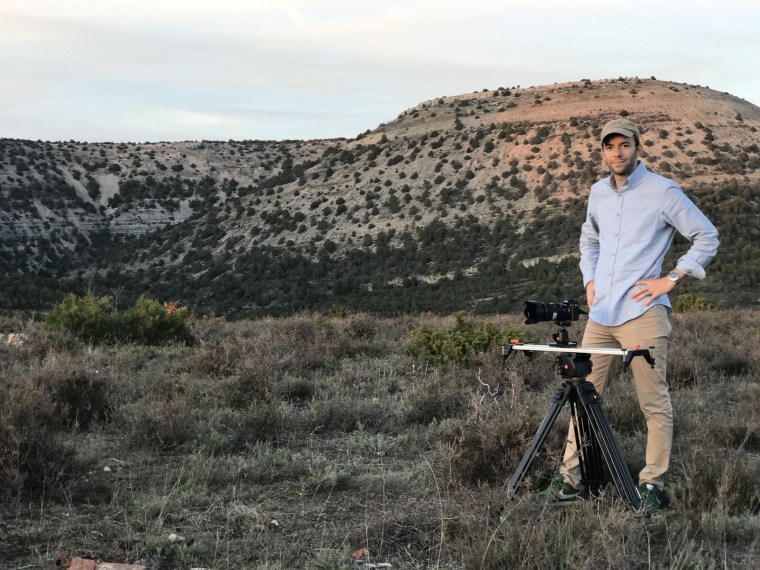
551 325 576 347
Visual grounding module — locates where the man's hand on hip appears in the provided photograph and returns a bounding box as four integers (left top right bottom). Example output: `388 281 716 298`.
631 277 676 306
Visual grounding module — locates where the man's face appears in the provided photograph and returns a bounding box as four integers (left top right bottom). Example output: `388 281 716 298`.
602 134 638 178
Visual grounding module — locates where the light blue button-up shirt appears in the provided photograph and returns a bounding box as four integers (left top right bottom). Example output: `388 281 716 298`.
579 161 719 326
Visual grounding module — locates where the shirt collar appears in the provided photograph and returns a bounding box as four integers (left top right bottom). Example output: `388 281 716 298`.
606 161 648 192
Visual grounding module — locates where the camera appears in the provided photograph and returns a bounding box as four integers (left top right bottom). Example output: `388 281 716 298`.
523 299 584 325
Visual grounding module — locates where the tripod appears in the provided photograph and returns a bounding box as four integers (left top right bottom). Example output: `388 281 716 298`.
494 326 655 511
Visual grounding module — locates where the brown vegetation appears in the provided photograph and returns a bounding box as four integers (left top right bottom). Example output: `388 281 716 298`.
1 308 759 568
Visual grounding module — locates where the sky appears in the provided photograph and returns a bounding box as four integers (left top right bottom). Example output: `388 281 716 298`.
1 0 759 143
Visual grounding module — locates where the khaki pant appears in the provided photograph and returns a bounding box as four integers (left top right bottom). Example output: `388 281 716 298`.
559 305 672 490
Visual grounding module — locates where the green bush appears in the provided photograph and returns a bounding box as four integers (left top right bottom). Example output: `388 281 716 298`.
410 312 528 364
45 293 194 345
673 292 713 313
44 292 114 343
119 295 195 345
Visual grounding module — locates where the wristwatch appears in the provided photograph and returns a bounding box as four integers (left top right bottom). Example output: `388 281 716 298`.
667 271 681 284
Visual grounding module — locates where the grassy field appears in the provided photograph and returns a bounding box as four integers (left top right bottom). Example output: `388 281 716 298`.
1 309 759 569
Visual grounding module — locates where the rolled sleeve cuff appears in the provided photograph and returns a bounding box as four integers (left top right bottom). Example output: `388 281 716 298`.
677 256 707 280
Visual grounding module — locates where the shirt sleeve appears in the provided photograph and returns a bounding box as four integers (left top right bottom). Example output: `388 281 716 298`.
579 198 600 287
662 186 719 279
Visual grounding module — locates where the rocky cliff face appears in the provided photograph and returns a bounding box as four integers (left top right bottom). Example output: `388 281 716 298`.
0 137 330 274
2 77 759 314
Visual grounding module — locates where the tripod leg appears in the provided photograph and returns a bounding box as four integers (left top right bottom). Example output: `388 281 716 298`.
492 381 572 506
577 381 641 509
569 396 605 495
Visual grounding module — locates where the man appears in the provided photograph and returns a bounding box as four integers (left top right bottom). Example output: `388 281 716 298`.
541 118 719 511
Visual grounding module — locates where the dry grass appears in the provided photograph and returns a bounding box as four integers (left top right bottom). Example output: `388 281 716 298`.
1 310 759 569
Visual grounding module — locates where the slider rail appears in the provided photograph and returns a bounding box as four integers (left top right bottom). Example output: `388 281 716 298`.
507 344 634 357
502 343 655 369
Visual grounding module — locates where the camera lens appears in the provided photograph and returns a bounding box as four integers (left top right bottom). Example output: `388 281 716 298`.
523 300 579 324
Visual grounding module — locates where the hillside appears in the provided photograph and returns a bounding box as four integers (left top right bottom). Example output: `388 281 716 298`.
1 77 759 315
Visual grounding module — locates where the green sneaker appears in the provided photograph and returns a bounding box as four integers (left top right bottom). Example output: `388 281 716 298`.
538 478 584 505
637 483 667 512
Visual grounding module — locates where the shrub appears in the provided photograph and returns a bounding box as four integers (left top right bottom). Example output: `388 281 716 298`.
119 295 195 345
43 368 113 429
45 293 195 345
410 312 527 364
406 384 468 426
325 304 350 318
120 397 201 450
0 360 94 500
673 292 713 313
45 292 114 343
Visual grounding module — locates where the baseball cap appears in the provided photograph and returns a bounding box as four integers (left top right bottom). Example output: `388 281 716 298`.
600 118 640 143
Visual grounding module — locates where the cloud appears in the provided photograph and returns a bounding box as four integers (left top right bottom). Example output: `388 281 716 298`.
0 0 758 141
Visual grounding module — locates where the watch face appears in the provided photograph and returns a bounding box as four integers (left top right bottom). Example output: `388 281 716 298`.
668 271 680 282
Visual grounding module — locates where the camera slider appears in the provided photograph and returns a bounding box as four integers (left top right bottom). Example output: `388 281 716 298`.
503 342 656 370
493 341 655 512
